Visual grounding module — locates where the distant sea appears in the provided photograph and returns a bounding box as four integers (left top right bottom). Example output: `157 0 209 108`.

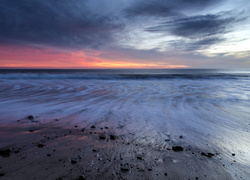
1 69 250 80
0 69 250 175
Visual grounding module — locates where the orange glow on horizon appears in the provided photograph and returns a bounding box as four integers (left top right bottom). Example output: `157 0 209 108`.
93 61 188 69
0 45 189 69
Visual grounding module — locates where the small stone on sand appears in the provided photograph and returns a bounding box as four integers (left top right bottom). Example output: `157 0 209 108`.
110 135 117 140
172 146 184 152
37 144 45 148
0 149 11 157
137 156 143 160
28 115 34 120
71 160 77 164
99 134 106 140
78 175 86 180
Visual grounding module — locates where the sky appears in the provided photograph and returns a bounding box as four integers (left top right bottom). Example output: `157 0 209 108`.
0 0 250 69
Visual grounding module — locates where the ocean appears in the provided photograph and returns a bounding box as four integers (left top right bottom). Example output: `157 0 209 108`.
0 69 250 178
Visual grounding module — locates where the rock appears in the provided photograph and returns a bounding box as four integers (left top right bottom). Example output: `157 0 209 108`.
99 134 106 140
0 149 11 157
121 163 130 172
121 167 129 172
137 156 143 160
207 153 215 158
47 154 51 157
14 150 20 154
28 115 34 120
164 173 168 176
91 125 96 129
172 146 184 152
232 153 235 156
0 173 5 177
92 149 98 152
201 152 206 156
104 127 109 129
37 144 45 148
71 160 77 164
201 152 215 158
78 175 86 180
110 135 117 140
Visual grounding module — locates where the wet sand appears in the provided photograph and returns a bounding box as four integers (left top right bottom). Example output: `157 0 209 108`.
0 117 242 180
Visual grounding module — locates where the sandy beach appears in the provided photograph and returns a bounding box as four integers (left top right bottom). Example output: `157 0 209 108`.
0 116 243 180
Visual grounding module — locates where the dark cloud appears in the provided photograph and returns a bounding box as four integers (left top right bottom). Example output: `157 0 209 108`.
0 0 247 56
0 0 122 49
126 0 221 17
146 14 234 37
167 37 225 51
146 13 236 50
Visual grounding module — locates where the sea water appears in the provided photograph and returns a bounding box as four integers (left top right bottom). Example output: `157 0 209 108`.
0 69 250 178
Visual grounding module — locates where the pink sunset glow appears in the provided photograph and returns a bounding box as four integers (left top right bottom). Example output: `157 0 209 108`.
0 46 188 69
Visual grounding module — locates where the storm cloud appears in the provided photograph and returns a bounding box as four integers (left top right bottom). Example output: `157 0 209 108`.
145 13 237 50
0 0 123 49
126 0 221 17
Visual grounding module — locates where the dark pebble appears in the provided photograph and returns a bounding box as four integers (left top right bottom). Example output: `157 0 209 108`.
137 156 143 160
179 135 183 139
47 154 51 157
172 146 184 152
91 126 96 129
28 115 34 120
71 160 77 164
164 173 168 176
14 150 20 154
0 173 5 177
92 149 98 152
37 144 45 148
104 127 109 129
232 153 235 156
29 130 35 132
110 135 117 140
0 149 11 157
54 119 59 121
99 134 106 140
207 153 215 157
78 175 86 180
121 167 129 172
201 152 215 158
148 168 152 171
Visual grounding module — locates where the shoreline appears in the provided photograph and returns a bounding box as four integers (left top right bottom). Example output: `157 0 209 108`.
0 118 240 180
